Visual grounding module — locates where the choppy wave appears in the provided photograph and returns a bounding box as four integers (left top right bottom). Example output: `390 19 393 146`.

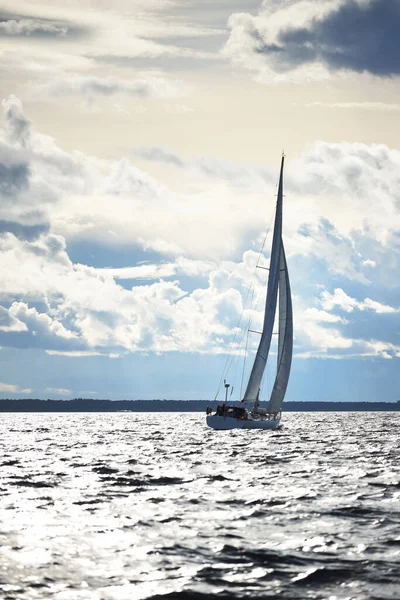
0 411 399 599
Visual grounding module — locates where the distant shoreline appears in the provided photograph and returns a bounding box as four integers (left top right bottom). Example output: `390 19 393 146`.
0 399 399 412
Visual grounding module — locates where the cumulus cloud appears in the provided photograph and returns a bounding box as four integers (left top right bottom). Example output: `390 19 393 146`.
294 289 400 360
0 95 89 230
321 288 399 313
0 226 249 355
135 140 400 285
0 301 83 351
286 142 400 278
224 0 400 81
0 305 27 332
1 96 247 259
4 95 399 281
1 96 400 362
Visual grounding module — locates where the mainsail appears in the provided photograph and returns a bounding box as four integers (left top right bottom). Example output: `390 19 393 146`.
267 242 293 413
242 155 293 412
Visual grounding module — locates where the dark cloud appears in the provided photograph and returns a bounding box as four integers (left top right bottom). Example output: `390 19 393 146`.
292 0 398 74
234 0 400 76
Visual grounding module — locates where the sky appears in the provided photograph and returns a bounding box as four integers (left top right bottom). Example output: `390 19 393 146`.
1 0 400 402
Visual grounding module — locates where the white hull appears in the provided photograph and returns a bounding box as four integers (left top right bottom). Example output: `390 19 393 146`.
206 415 280 430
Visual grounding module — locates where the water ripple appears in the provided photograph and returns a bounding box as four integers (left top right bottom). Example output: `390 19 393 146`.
0 411 399 599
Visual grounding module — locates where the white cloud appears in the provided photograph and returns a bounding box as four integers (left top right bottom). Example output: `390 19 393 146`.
11 302 79 340
363 340 398 359
363 298 398 313
363 259 376 268
5 95 400 279
320 288 398 314
304 307 348 324
1 96 400 362
0 382 32 393
46 350 107 357
0 224 261 356
292 287 400 360
294 295 353 354
46 387 71 395
0 305 28 331
102 257 215 280
135 140 400 285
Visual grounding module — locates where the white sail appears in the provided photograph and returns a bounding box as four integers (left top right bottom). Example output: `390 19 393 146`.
242 156 284 402
267 241 293 414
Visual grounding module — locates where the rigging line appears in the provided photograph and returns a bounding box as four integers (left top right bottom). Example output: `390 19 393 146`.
256 212 274 270
229 315 253 402
240 324 251 400
231 337 243 401
213 286 254 402
251 263 271 329
213 220 274 402
265 357 271 405
252 216 275 316
233 285 255 401
228 238 271 397
230 290 258 397
223 301 254 394
214 273 260 401
226 280 256 377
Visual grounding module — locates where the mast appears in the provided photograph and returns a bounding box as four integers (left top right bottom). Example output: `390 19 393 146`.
243 155 285 402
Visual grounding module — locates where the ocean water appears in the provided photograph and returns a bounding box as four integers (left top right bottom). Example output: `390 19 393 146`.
0 412 399 600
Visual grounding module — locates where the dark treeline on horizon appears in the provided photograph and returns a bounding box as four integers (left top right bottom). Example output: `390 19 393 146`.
0 399 399 412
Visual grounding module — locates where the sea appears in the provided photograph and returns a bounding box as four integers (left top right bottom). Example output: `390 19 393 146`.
0 412 399 600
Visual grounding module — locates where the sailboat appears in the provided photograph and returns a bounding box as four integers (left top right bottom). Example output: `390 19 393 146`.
206 156 292 430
